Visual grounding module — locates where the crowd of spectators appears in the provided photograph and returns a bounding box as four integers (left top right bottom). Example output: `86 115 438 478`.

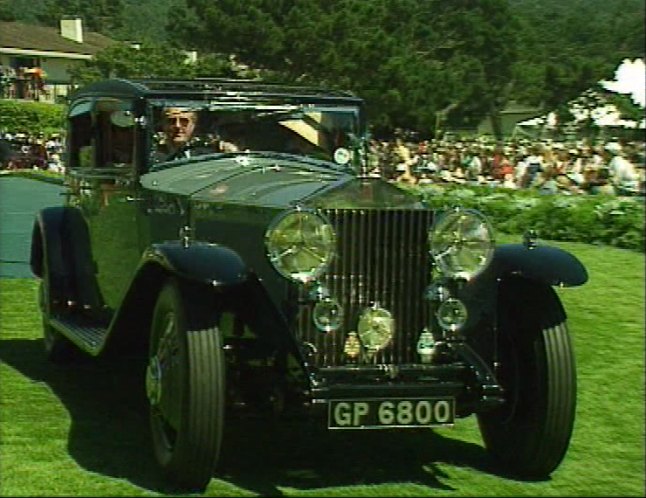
1 128 644 197
367 135 646 197
0 131 65 173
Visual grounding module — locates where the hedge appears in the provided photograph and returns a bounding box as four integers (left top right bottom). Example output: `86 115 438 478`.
0 100 66 136
411 183 645 252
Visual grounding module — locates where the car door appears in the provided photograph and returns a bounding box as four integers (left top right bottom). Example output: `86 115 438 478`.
66 97 143 318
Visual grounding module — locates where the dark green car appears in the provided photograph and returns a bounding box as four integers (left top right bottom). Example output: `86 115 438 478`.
30 78 588 491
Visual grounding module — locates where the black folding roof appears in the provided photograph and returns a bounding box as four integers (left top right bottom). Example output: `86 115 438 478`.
69 78 364 106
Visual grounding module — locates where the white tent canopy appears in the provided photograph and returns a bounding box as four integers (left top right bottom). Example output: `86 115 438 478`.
517 58 645 131
601 58 645 108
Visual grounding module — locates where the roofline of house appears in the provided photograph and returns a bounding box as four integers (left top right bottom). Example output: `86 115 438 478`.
0 47 93 60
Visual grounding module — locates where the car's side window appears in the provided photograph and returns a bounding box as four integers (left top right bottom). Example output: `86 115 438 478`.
67 100 94 170
95 99 135 170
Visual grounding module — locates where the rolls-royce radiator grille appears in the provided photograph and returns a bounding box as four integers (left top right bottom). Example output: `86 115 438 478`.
297 208 435 367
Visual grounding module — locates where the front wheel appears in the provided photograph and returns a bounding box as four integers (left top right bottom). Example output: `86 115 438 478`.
477 278 576 478
147 279 225 491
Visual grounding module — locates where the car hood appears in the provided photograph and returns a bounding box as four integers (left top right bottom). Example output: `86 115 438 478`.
140 153 421 209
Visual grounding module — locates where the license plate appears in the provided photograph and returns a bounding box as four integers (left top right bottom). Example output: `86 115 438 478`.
328 397 455 429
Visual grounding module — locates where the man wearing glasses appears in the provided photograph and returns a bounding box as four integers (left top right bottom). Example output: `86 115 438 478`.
159 107 199 160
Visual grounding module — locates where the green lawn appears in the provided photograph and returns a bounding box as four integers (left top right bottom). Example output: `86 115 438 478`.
0 239 644 497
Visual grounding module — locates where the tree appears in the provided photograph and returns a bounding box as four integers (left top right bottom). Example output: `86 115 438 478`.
0 0 15 20
23 0 644 138
0 0 46 23
36 0 124 34
111 0 176 44
67 42 228 85
167 0 522 136
509 0 645 117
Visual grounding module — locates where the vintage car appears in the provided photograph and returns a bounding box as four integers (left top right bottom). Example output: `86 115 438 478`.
31 78 588 491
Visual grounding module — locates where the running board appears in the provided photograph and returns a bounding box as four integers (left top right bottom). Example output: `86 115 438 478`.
49 316 109 355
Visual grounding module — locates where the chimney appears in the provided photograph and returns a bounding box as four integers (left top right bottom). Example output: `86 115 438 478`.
60 17 84 43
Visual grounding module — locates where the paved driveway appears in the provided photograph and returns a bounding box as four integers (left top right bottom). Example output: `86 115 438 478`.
0 177 64 278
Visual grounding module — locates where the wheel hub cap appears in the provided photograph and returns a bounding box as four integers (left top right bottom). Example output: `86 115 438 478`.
146 355 162 406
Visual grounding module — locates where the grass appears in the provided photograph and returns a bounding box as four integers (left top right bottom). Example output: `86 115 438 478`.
0 239 644 497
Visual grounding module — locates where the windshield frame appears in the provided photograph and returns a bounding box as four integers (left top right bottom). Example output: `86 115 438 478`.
145 98 366 172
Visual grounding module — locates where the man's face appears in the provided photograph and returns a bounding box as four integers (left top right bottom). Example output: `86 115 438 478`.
163 108 196 147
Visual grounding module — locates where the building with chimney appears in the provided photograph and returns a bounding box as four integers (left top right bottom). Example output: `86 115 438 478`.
0 18 115 102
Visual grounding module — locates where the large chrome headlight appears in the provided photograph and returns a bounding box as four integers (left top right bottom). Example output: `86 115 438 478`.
429 208 494 280
265 209 336 283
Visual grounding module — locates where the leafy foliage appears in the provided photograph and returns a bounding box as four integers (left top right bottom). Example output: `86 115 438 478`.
165 0 521 136
0 0 45 22
67 42 237 85
0 100 65 135
509 0 645 120
416 184 645 251
36 0 125 33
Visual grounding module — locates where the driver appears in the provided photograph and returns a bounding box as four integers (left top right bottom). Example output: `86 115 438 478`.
159 107 198 159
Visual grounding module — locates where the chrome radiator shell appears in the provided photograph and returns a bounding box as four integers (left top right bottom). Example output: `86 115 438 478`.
296 208 435 367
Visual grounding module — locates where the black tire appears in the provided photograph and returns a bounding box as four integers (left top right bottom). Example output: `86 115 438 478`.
39 245 76 363
147 279 225 491
477 278 576 479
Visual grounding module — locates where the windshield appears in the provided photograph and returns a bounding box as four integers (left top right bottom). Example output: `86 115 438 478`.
148 100 362 167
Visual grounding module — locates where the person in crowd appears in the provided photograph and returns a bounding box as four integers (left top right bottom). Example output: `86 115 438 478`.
604 142 640 194
394 137 418 184
366 138 382 177
514 149 529 187
0 135 13 168
501 172 518 189
462 144 483 181
47 153 64 173
0 63 7 98
28 137 47 169
523 144 544 188
587 166 616 195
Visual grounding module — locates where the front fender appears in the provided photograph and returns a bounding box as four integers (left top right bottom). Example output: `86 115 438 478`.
143 241 249 286
31 206 105 310
31 207 74 299
491 243 588 287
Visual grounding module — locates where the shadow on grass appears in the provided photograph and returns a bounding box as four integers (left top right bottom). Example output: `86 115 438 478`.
0 338 529 496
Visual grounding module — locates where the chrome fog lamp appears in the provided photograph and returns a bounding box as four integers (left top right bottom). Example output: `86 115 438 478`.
265 209 336 284
436 298 468 333
425 282 451 302
416 329 436 364
357 306 394 354
313 297 344 332
429 208 494 280
305 282 331 302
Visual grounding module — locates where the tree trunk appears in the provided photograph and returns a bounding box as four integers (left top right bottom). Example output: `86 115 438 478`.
489 110 503 141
